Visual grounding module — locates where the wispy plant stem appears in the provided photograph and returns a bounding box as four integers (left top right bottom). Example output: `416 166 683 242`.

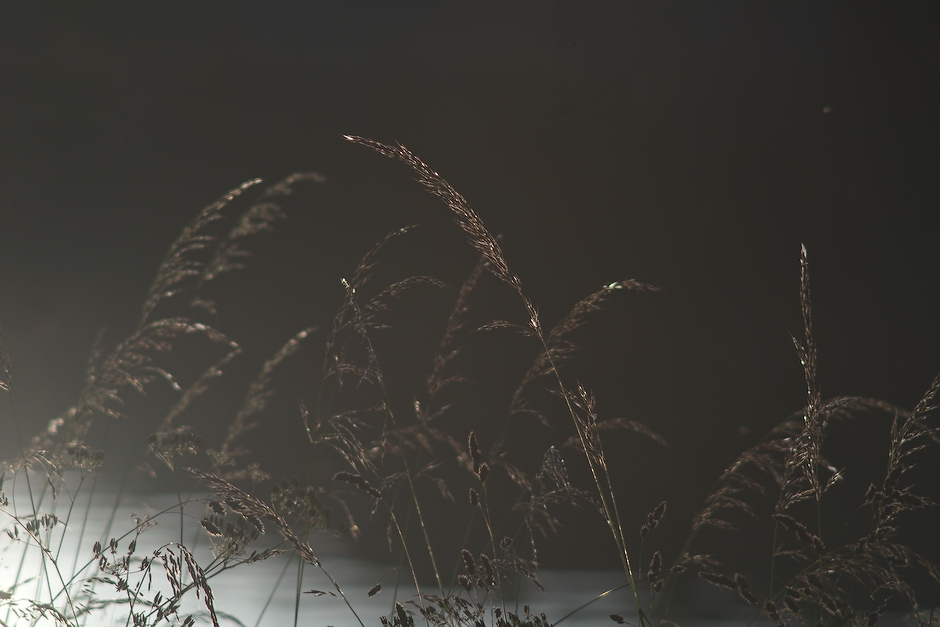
345 135 651 625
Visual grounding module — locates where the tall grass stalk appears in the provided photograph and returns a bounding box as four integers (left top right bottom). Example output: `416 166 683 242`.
344 136 660 625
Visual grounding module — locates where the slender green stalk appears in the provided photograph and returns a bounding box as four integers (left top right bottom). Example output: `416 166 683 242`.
253 552 294 627
340 278 445 598
345 135 654 624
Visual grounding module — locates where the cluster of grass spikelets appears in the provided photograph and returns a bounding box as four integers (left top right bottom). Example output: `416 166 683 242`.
675 246 940 627
1 139 938 627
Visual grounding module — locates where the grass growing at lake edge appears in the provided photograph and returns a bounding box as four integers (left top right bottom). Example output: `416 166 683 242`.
1 139 938 627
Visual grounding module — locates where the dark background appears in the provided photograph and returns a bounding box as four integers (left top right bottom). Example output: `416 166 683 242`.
2 2 938 588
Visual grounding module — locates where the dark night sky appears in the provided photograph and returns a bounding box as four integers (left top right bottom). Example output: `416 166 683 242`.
1 3 938 574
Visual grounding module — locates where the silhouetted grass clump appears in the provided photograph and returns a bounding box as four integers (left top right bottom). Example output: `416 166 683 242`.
1 139 937 627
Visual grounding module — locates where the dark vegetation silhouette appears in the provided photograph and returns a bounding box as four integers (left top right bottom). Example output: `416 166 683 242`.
1 139 938 627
